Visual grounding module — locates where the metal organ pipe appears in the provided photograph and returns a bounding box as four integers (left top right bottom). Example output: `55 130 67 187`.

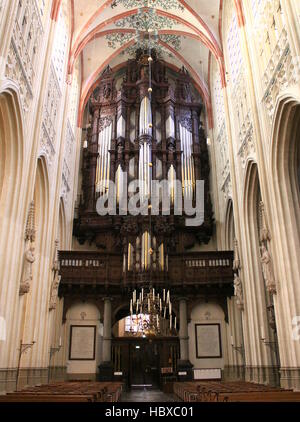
180 123 195 201
96 123 112 195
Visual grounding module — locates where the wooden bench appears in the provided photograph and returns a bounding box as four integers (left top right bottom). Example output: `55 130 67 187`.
220 391 300 402
0 381 123 403
0 394 94 402
174 381 298 402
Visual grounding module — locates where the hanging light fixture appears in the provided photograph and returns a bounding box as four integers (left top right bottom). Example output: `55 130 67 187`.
129 288 176 336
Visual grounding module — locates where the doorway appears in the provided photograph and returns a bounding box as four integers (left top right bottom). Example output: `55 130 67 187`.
130 341 159 388
112 337 179 390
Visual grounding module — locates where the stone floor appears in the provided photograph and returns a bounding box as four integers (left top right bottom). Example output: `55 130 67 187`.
120 388 180 402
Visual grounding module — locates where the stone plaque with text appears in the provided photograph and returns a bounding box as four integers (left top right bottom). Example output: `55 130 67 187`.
69 325 96 360
195 323 222 358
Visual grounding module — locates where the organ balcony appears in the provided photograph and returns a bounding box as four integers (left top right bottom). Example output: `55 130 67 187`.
58 250 234 297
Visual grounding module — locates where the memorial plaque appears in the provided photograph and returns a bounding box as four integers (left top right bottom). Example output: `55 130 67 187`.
195 323 222 358
69 325 96 360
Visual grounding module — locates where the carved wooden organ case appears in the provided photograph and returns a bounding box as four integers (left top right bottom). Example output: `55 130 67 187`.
75 51 213 282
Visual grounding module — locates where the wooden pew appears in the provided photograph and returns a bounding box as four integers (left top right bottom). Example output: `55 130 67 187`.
174 381 298 402
220 391 300 402
0 381 123 403
0 394 94 402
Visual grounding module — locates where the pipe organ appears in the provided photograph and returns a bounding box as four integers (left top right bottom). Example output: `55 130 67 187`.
75 50 214 280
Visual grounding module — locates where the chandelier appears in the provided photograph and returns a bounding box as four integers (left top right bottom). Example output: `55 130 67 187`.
129 288 176 336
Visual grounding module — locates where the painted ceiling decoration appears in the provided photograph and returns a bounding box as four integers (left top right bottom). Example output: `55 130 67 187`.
114 8 178 31
106 32 182 58
111 0 184 12
106 6 183 58
69 0 226 128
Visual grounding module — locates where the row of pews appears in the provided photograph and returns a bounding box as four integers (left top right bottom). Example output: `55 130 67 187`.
0 381 123 402
174 381 300 402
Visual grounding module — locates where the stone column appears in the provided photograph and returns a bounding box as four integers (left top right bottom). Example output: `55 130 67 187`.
99 298 113 381
178 298 193 380
103 298 112 362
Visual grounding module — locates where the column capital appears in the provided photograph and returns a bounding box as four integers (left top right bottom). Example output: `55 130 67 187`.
103 297 113 302
178 297 189 303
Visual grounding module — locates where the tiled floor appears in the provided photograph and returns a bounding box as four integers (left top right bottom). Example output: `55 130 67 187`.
121 388 180 402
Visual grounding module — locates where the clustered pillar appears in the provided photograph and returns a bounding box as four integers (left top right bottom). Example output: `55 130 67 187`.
98 298 113 381
178 298 193 380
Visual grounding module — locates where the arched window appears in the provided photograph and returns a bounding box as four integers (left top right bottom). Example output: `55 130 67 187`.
226 11 243 86
52 6 69 87
250 0 286 73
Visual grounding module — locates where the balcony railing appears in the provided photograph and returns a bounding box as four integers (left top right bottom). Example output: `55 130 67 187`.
59 250 233 294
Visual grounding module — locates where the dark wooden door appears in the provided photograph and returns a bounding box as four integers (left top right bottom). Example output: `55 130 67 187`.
112 337 179 389
130 341 159 388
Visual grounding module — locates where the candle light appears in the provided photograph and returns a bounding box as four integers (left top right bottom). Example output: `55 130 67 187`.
163 289 165 302
160 299 162 313
167 290 170 303
141 288 144 301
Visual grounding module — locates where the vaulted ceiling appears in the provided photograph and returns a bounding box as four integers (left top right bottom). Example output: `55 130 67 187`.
67 0 225 125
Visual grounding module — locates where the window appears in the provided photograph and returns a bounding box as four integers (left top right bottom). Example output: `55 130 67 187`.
52 7 69 87
226 13 243 86
125 314 150 333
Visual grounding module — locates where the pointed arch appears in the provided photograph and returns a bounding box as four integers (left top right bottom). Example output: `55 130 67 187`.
58 197 67 250
0 83 24 222
33 156 50 254
270 93 300 290
225 198 235 250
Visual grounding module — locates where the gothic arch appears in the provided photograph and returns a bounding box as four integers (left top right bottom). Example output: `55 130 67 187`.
243 161 262 275
270 93 300 300
0 84 24 225
271 94 300 267
33 157 50 252
242 160 275 369
225 199 235 250
58 197 67 250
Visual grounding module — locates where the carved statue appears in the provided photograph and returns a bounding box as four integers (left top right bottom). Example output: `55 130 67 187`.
234 273 244 310
49 240 60 310
103 84 111 99
259 201 271 242
233 238 240 271
20 244 35 295
49 272 60 310
260 245 277 294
